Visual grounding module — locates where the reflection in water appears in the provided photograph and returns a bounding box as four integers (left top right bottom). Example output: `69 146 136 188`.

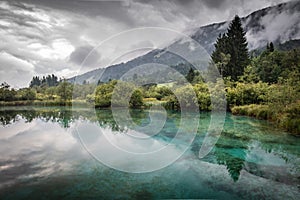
214 135 248 182
0 108 74 128
0 107 153 132
0 107 299 199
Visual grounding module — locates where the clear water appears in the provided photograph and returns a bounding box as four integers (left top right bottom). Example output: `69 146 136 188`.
0 106 299 199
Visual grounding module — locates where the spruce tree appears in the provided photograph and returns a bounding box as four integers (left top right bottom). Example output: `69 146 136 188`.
266 42 274 53
211 15 250 81
269 42 274 52
211 33 228 66
186 68 195 83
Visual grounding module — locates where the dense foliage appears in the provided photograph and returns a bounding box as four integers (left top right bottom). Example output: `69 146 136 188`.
94 80 143 108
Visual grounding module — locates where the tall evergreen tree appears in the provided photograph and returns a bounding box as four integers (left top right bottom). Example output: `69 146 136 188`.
226 15 250 80
211 15 250 81
269 42 275 52
211 33 229 74
186 68 195 83
266 42 275 53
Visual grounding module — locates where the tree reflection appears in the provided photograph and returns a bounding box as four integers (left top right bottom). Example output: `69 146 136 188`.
0 110 19 125
95 109 125 132
213 131 249 182
0 108 75 128
0 108 151 132
95 109 150 133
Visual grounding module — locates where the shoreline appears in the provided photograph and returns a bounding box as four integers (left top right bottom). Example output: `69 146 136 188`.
0 101 298 136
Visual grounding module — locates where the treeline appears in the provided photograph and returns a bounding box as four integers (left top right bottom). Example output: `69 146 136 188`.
0 81 96 106
30 74 59 87
0 82 36 101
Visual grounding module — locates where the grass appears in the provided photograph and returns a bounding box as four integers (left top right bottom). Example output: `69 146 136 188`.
143 98 167 107
157 82 175 88
231 102 300 135
0 100 92 107
231 104 270 120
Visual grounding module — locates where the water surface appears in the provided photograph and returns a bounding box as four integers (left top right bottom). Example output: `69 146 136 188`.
0 106 299 199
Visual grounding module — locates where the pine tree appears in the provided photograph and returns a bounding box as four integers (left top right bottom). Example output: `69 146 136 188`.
266 42 274 53
269 42 274 52
29 76 41 87
226 15 250 80
211 33 229 75
186 68 195 83
211 15 250 81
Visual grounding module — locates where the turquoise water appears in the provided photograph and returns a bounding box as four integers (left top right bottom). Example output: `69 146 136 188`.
0 107 299 199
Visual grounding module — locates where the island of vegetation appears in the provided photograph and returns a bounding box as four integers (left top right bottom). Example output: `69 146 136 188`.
1 16 299 135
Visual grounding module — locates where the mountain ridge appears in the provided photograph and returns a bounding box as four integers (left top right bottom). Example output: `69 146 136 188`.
69 1 300 84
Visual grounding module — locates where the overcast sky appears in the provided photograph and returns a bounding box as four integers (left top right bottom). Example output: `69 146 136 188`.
0 0 291 88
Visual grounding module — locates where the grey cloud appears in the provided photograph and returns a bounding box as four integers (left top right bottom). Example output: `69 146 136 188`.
175 0 197 6
0 1 79 86
69 45 100 67
130 40 154 49
201 0 228 9
0 8 39 28
0 51 35 88
10 0 136 26
0 3 55 43
136 0 196 6
10 1 34 11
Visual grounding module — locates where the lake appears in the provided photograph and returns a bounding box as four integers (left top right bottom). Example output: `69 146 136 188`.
0 106 299 199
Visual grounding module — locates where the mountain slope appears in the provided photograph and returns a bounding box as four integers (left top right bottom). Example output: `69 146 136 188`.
69 1 300 84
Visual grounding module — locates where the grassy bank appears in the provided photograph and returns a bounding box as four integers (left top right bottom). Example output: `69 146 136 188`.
0 100 92 107
231 102 300 135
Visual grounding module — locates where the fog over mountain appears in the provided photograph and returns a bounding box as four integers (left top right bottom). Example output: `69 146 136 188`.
70 1 300 84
